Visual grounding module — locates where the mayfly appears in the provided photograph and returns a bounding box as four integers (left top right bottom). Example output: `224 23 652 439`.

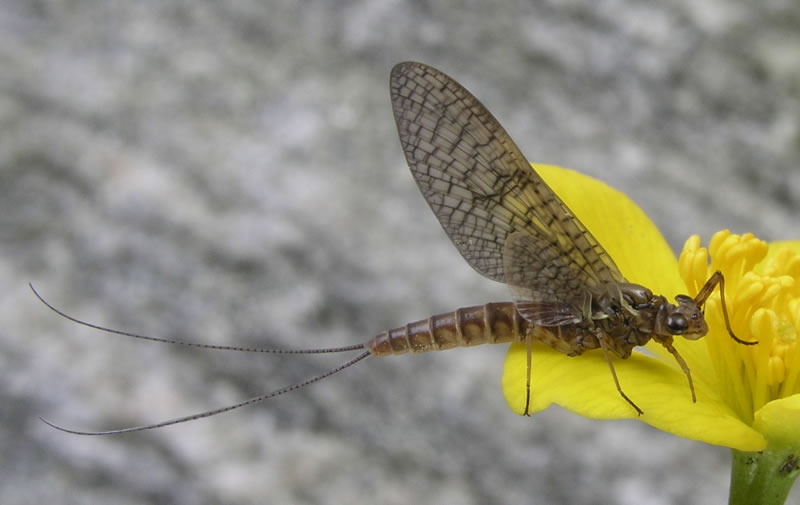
33 61 756 435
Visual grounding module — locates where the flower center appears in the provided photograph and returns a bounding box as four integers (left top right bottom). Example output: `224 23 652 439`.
679 230 800 422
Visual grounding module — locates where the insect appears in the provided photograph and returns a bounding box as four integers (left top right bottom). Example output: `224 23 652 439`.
34 61 755 435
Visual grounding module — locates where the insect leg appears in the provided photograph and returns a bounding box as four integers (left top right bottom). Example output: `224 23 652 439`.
661 341 696 402
615 284 639 317
694 271 757 346
596 331 644 415
523 328 532 416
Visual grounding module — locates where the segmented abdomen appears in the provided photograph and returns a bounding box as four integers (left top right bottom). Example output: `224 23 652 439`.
366 302 529 356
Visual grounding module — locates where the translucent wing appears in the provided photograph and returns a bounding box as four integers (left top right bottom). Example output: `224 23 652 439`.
503 231 586 326
390 61 624 319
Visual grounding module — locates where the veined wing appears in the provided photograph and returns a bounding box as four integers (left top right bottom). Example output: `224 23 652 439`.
389 61 624 316
503 231 591 325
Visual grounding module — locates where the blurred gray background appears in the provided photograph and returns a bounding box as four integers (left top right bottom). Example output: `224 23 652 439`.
2 1 799 504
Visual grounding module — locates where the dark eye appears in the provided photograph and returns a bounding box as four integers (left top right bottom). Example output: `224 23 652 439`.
667 313 688 334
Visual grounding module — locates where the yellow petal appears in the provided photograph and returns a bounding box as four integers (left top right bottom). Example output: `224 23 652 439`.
504 342 767 450
502 165 759 445
531 163 683 296
753 394 800 449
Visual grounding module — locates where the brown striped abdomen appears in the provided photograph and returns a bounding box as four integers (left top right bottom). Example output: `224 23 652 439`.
366 302 529 356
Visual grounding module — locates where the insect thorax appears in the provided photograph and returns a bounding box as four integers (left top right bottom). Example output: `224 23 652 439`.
593 283 672 356
533 283 669 359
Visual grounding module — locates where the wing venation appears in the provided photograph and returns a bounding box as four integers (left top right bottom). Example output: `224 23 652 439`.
389 61 623 311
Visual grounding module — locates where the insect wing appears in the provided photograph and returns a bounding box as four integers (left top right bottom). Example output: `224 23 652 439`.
389 62 624 321
503 231 586 326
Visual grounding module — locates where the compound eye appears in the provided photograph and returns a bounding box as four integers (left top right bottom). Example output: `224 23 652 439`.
666 313 689 335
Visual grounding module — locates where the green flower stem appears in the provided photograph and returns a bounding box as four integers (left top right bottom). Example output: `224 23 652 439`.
730 449 800 505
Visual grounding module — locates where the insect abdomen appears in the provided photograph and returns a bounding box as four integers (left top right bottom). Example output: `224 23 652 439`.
366 302 525 356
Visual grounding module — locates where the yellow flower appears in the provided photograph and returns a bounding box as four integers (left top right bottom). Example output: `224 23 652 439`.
680 231 800 451
502 163 800 453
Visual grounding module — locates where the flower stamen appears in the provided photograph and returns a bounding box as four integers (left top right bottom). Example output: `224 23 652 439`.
679 230 800 422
